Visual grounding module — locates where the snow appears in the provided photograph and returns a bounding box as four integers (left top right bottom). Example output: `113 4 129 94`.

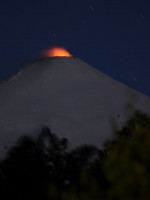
0 56 150 158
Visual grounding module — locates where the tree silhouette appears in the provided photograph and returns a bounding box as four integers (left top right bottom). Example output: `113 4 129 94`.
2 110 149 200
0 135 49 200
103 110 150 200
0 127 102 200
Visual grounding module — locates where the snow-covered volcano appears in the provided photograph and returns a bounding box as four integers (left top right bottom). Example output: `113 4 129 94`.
0 57 150 158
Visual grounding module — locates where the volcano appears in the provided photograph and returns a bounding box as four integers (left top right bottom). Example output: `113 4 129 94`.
0 57 150 157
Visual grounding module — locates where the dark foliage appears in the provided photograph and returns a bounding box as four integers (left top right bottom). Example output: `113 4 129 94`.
1 110 149 200
0 136 49 200
102 110 150 200
0 128 102 200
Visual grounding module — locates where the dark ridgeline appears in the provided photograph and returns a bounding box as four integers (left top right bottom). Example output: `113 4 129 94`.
0 110 150 200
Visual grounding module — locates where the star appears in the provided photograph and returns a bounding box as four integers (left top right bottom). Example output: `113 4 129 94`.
89 5 94 12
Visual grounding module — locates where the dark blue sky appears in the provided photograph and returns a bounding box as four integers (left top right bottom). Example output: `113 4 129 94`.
0 0 150 95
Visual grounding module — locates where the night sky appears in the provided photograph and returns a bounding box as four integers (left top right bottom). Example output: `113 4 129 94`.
0 0 150 95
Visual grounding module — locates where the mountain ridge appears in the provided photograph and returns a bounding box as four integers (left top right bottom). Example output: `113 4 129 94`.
1 57 149 99
0 57 149 158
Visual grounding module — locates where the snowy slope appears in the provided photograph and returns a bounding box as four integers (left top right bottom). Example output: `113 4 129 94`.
0 57 150 158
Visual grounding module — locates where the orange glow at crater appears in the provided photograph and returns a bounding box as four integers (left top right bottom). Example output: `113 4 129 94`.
45 47 72 57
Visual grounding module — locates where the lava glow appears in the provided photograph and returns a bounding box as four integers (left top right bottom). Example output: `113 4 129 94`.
45 47 72 57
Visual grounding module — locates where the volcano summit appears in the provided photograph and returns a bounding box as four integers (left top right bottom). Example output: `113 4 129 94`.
0 57 150 157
